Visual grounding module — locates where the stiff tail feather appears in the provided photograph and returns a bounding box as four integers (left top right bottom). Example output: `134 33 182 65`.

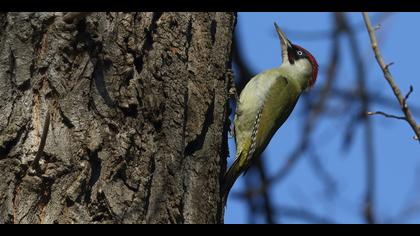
221 152 244 206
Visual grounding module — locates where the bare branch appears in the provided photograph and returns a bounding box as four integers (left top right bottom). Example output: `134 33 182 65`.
367 111 407 120
362 12 420 143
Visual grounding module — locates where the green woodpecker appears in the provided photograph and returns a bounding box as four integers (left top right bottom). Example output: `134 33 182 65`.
222 23 319 203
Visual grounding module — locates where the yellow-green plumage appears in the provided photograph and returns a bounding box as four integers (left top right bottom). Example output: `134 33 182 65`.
221 22 318 205
222 67 304 203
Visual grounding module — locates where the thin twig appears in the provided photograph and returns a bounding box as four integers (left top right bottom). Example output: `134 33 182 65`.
362 12 420 143
367 111 407 120
403 85 414 104
385 62 394 69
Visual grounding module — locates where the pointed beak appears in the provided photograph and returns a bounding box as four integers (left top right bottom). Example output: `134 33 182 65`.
274 22 292 63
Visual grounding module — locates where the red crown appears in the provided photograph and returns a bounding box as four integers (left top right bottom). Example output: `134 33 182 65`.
293 45 319 87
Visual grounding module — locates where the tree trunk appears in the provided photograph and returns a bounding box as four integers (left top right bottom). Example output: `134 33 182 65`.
0 12 235 224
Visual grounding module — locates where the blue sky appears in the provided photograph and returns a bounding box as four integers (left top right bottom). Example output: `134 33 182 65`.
225 12 420 224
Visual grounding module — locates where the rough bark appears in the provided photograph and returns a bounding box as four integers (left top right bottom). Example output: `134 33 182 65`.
0 12 235 224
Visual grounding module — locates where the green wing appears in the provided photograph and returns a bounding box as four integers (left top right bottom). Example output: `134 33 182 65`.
250 76 301 162
223 73 301 201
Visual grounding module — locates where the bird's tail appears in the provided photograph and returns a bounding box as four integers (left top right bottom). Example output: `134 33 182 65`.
221 152 244 206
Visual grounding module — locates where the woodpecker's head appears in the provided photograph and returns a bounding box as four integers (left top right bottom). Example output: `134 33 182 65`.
274 23 319 88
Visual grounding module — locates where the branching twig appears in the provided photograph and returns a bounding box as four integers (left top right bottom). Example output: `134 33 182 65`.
404 85 414 104
362 12 420 143
385 62 394 69
367 111 406 120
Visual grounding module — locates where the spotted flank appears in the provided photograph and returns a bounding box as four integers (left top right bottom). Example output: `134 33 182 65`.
248 105 264 161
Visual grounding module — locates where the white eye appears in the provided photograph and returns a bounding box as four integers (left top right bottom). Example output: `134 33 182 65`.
297 51 303 56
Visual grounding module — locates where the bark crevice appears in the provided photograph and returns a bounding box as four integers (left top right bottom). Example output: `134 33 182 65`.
0 12 235 224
